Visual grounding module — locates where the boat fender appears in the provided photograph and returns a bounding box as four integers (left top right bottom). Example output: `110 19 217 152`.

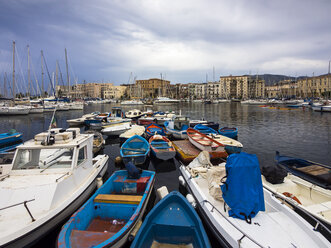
186 194 196 208
178 176 186 187
96 176 103 189
282 192 302 204
157 186 169 199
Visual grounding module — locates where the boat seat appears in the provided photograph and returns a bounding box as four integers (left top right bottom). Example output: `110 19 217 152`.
297 165 330 176
94 194 142 204
70 230 114 248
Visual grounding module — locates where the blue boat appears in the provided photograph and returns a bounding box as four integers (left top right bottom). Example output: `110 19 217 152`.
218 127 238 139
131 191 211 248
58 170 155 248
145 123 165 138
0 130 22 145
120 135 150 165
275 151 331 190
193 124 218 135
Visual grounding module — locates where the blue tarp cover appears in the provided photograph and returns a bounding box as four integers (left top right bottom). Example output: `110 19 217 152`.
221 152 265 221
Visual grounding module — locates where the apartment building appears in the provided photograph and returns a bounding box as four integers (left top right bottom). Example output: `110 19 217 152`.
135 78 171 98
220 75 265 99
265 80 297 98
297 75 331 98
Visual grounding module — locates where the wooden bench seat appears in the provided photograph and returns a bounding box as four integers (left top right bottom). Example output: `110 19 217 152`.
94 194 142 204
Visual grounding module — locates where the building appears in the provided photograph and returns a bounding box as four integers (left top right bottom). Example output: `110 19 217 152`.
56 82 127 99
188 83 207 99
220 75 265 99
297 75 331 98
135 78 171 98
265 80 297 99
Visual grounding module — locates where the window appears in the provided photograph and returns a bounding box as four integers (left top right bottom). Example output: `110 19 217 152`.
77 146 87 166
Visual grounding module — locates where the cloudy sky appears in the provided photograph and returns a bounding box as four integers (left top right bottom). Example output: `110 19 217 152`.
0 0 330 91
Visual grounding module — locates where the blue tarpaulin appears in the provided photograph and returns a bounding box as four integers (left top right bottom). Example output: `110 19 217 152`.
221 152 265 222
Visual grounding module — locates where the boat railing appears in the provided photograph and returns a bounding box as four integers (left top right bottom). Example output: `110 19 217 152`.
201 199 265 248
0 199 35 222
271 193 331 236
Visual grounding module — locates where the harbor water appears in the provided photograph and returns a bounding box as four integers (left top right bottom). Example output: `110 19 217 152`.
0 102 330 247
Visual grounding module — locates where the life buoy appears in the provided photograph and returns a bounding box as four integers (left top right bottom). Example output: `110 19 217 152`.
282 192 302 204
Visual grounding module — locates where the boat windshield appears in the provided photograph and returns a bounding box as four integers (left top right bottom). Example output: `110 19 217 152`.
12 148 74 170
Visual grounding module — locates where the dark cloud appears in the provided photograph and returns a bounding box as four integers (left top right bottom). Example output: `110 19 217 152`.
0 0 330 90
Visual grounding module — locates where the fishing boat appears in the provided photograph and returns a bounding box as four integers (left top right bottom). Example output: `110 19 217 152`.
131 191 211 248
84 130 105 154
218 127 238 139
312 105 331 112
262 172 331 229
137 116 156 126
164 116 190 139
179 152 330 248
149 135 176 161
58 170 155 248
101 122 132 136
0 127 109 247
84 112 110 126
145 123 165 138
187 128 227 154
120 135 150 165
154 112 176 126
90 118 131 131
275 151 331 190
125 109 144 120
190 120 219 130
119 125 145 143
0 130 23 145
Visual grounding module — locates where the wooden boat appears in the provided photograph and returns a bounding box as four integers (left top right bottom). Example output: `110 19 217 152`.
120 135 150 165
164 116 190 139
209 133 243 154
131 191 211 248
84 130 104 154
275 151 331 190
173 139 227 164
179 154 330 248
262 173 331 229
0 128 109 247
149 135 176 161
145 123 165 138
0 130 22 145
101 122 132 136
187 128 227 153
119 125 145 143
218 127 238 139
137 116 156 126
58 170 155 248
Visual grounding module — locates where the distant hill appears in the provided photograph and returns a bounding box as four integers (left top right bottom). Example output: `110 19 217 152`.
243 74 309 86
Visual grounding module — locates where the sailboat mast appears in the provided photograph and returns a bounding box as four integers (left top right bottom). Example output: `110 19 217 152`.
65 48 70 98
12 41 15 103
27 45 31 98
328 61 330 99
41 50 44 98
56 61 59 98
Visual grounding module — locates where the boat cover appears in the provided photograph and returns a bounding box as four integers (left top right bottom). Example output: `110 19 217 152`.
221 152 265 222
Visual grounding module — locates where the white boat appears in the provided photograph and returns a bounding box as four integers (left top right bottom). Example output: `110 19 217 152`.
101 122 132 136
125 109 144 119
164 116 190 139
262 173 331 227
154 97 180 104
43 105 56 112
312 104 331 112
68 102 84 110
179 153 329 248
209 133 243 153
0 107 9 115
7 106 30 115
0 127 109 247
119 125 145 142
66 113 100 127
56 103 70 111
120 100 144 105
29 105 44 113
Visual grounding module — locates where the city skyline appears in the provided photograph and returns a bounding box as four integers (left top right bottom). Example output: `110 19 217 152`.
0 0 330 89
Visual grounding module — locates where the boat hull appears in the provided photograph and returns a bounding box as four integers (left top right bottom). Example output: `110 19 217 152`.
2 159 108 248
